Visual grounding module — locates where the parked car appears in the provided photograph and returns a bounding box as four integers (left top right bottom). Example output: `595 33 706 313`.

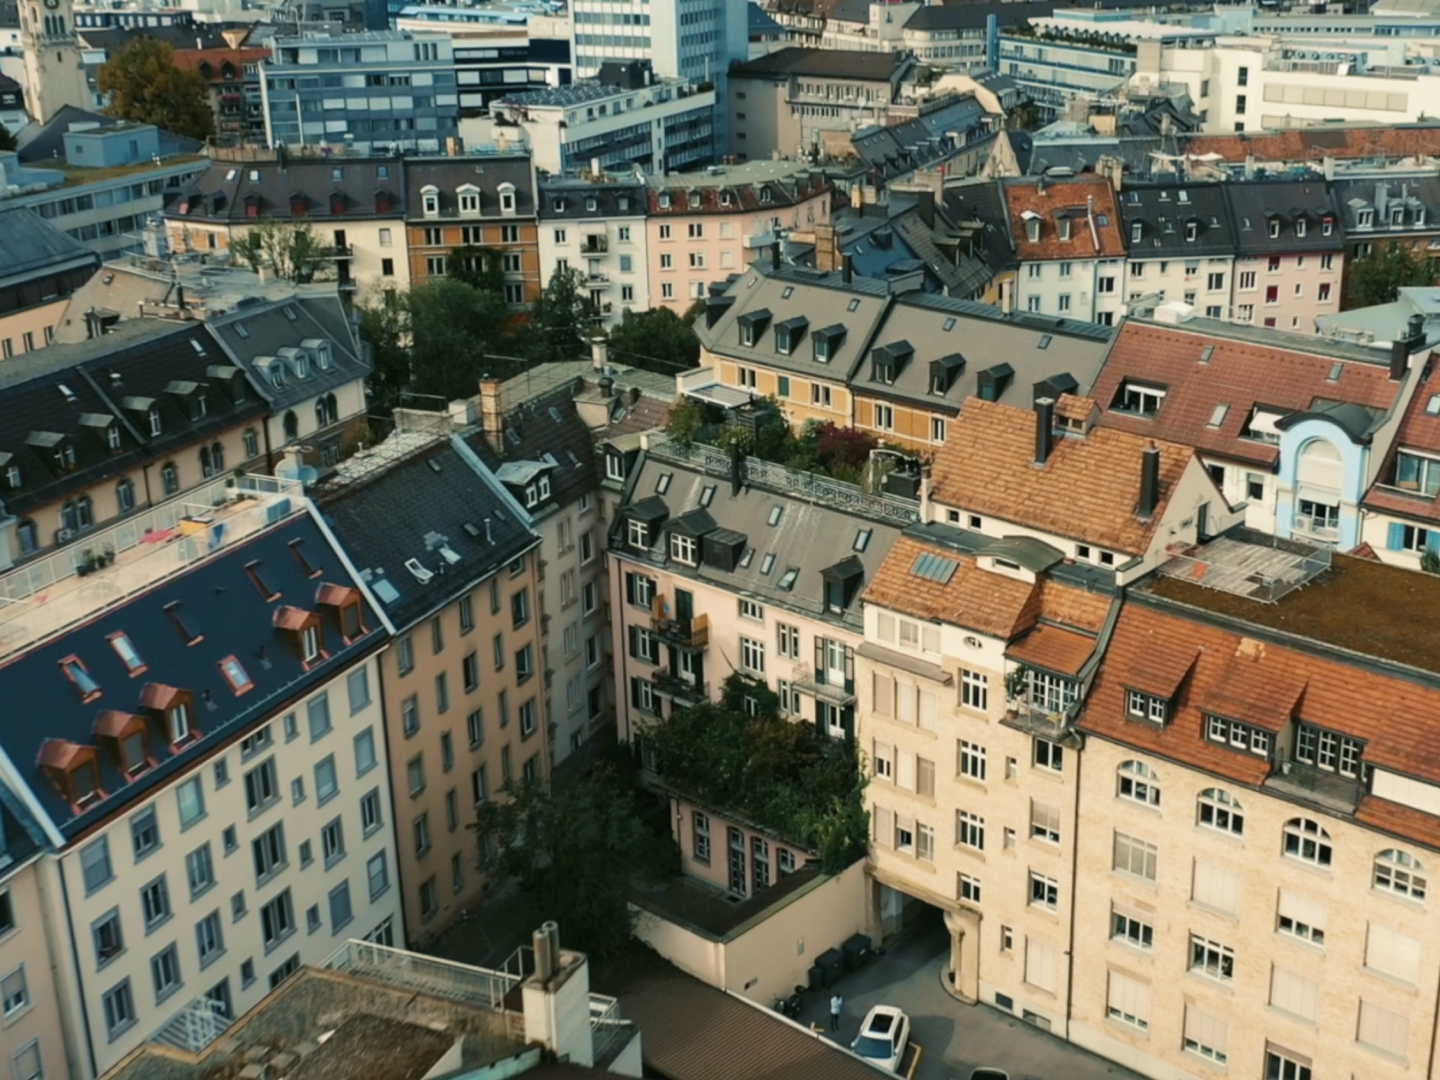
851 1005 910 1072
969 1070 1010 1080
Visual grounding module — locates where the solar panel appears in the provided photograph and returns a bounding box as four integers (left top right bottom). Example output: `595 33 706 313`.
910 552 958 584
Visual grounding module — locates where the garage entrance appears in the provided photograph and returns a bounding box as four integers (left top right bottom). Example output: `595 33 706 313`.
870 871 980 1003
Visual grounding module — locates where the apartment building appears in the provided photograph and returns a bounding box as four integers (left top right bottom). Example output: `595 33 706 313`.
318 436 545 943
1089 311 1424 545
537 176 651 324
171 45 269 148
201 297 371 473
607 436 906 775
727 48 916 161
0 320 268 569
0 207 100 361
465 380 608 764
1070 547 1440 1080
818 0 918 53
902 6 1012 68
0 793 68 1080
1360 362 1440 568
405 157 542 303
489 60 716 175
259 30 459 155
998 30 1136 123
167 157 412 294
1222 181 1343 333
1004 175 1128 325
927 394 1239 584
1118 184 1236 320
857 531 1115 1014
646 162 832 312
0 499 402 1075
1331 175 1440 280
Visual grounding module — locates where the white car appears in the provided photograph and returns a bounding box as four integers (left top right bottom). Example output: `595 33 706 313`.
851 1005 910 1072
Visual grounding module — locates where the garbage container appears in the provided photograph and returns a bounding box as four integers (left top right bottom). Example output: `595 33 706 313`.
807 961 825 991
842 932 873 971
816 947 846 987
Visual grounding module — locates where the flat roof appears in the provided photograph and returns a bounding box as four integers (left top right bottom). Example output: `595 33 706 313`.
1136 548 1440 676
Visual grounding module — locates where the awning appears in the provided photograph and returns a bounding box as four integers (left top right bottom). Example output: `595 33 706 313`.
857 642 952 685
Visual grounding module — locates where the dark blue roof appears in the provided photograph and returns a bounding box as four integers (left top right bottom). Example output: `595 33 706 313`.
0 511 384 840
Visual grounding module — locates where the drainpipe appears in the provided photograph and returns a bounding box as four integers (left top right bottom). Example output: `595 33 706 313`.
54 861 99 1079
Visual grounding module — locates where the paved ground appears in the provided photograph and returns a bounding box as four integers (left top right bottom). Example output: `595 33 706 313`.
793 909 1148 1080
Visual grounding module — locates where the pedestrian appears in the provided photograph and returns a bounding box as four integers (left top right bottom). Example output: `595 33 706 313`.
830 992 843 1031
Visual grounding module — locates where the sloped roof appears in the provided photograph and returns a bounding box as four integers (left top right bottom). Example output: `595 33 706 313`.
929 396 1195 555
206 295 370 410
1002 175 1127 261
1091 318 1403 468
172 156 410 223
1364 362 1440 524
863 535 1036 635
730 47 912 82
405 157 537 220
465 386 601 515
1184 124 1440 166
1116 183 1236 258
0 207 100 284
1221 180 1343 255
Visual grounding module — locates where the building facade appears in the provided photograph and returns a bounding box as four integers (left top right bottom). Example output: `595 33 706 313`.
1222 181 1343 334
0 207 100 361
537 176 651 324
1005 175 1128 326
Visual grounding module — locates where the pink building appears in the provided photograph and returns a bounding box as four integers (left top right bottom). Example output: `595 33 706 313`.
1222 179 1343 332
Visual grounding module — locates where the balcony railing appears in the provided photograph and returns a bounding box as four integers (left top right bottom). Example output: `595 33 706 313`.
586 270 611 284
651 667 707 704
651 611 709 650
791 662 855 705
582 237 609 254
1001 697 1078 738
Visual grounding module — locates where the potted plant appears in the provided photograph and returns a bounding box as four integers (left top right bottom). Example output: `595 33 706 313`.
1004 664 1031 717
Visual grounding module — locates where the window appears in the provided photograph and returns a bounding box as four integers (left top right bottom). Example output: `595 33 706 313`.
1189 935 1233 981
408 755 425 796
177 777 205 828
669 532 697 565
1111 905 1153 950
1204 714 1270 757
102 980 136 1039
367 852 389 899
1116 760 1160 807
414 812 431 856
82 838 113 893
185 844 215 898
131 807 160 859
1183 1007 1227 1065
253 823 286 884
260 890 295 950
1282 817 1331 867
957 811 984 850
315 756 338 804
322 816 344 866
1294 722 1362 778
1124 689 1167 724
1028 872 1058 910
244 758 279 813
307 693 331 740
150 944 181 1003
1358 1000 1409 1060
1107 971 1149 1031
1374 848 1426 900
777 623 800 659
1033 739 1063 773
519 698 537 737
1366 922 1420 984
1196 788 1244 835
1112 831 1157 882
511 589 530 629
1276 890 1326 945
1029 800 1061 844
140 875 170 930
397 636 414 676
13 1043 42 1080
1269 966 1318 1023
960 670 987 712
740 636 764 674
959 741 986 780
1191 859 1240 916
1 966 28 1017
959 874 981 903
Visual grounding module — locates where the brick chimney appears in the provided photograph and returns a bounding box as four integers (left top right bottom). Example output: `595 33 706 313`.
478 377 504 453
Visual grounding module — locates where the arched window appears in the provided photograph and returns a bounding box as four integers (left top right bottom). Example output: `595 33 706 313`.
283 411 299 441
1374 849 1426 901
1282 817 1331 867
17 518 37 555
1117 760 1160 807
1196 788 1243 835
243 428 259 458
161 462 179 496
315 399 328 428
116 477 135 513
211 442 224 472
199 446 213 477
325 393 338 423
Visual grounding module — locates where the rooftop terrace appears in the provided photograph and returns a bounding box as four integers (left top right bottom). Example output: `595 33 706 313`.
1136 543 1440 676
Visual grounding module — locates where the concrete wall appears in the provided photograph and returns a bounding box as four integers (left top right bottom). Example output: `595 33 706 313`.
0 857 73 1080
632 858 868 1008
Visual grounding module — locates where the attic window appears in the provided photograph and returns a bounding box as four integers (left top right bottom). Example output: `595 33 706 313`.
1038 335 1052 350
1207 403 1229 428
1426 394 1440 417
943 318 956 332
778 567 799 590
61 656 101 703
1131 221 1142 244
148 407 162 436
109 632 145 675
1268 218 1281 239
289 538 320 578
854 528 872 552
700 484 716 507
775 317 807 355
768 506 783 526
781 287 794 299
219 656 254 694
1117 382 1166 418
739 547 755 568
657 473 672 494
1322 216 1334 236
759 186 772 204
164 601 203 646
166 700 192 744
246 560 280 602
422 185 439 216
458 187 480 214
524 476 551 507
1058 217 1072 242
40 740 103 810
847 299 860 312
235 323 250 339
760 553 776 575
689 192 701 209
586 197 597 212
1185 220 1198 242
96 712 150 778
1296 217 1308 237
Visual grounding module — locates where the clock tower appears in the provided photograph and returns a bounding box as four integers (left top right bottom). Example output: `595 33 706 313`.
21 0 89 123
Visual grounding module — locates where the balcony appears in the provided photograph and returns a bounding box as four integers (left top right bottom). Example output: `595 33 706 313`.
582 236 608 254
1264 758 1362 815
791 662 855 706
1001 697 1078 739
650 668 707 705
327 244 354 260
743 229 776 250
586 270 611 285
651 611 709 650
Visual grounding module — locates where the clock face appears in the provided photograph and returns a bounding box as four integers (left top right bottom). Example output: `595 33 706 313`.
42 0 58 9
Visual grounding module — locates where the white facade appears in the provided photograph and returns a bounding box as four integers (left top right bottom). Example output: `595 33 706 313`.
1015 256 1129 326
1125 255 1236 321
538 198 650 324
819 2 919 52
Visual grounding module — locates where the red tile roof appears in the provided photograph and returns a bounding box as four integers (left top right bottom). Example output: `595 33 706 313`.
862 537 1035 637
1006 624 1095 676
1186 126 1440 165
930 396 1196 555
1092 321 1403 468
1002 175 1126 262
1363 361 1440 525
1082 602 1440 847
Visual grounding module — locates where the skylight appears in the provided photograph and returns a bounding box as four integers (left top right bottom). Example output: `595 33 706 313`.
778 567 799 590
190 339 206 354
109 632 144 675
760 553 776 575
1199 346 1214 363
1428 394 1440 417
1208 403 1230 428
700 485 716 507
165 601 202 645
235 323 249 339
782 287 794 299
219 656 253 694
1328 361 1344 382
739 547 755 568
61 658 101 701
768 506 783 526
854 529 872 552
943 318 956 331
847 299 860 312
1038 335 1052 350
657 473 672 494
283 306 298 322
911 552 958 584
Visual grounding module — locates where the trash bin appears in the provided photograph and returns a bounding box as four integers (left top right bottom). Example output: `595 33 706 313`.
807 961 825 991
842 932 873 971
816 947 846 987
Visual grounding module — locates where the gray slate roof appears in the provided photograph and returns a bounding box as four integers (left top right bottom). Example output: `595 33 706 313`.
15 105 203 164
464 386 601 516
1221 180 1344 255
1118 183 1237 258
730 47 912 83
538 178 646 221
0 207 100 285
206 296 370 412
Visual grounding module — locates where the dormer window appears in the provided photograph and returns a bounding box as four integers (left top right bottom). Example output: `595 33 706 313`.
294 354 309 378
774 316 807 355
458 185 480 215
930 354 964 396
525 475 551 507
148 407 162 436
1116 381 1166 418
61 656 101 703
628 520 649 549
329 190 345 216
553 198 566 212
1185 220 1198 242
1268 217 1281 239
1356 208 1373 228
5 464 19 488
1125 689 1168 724
720 190 733 207
140 684 197 747
1022 210 1040 243
96 712 151 778
759 186 772 204
55 442 76 471
821 556 864 614
107 425 121 450
1294 721 1363 778
1058 217 1072 242
499 183 516 214
40 740 103 810
1295 217 1307 238
1418 207 1428 227
422 185 439 217
670 532 697 564
275 604 325 666
586 197 597 212
688 191 701 209
375 190 392 214
737 309 772 348
270 363 286 389
1391 205 1404 227
1130 220 1142 244
290 192 307 217
659 193 671 209
168 700 191 743
1322 215 1334 235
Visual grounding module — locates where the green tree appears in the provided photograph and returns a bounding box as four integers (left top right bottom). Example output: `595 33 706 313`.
446 244 507 295
473 765 676 958
96 39 214 142
516 265 596 362
408 277 510 400
607 306 701 374
357 290 411 411
233 220 326 283
1344 243 1438 308
0 124 16 153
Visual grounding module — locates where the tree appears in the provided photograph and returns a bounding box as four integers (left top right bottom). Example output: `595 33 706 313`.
233 220 326 283
516 265 596 363
96 39 214 142
647 675 869 874
607 306 700 374
1344 243 1438 308
446 244 507 295
473 764 676 958
408 277 511 400
357 290 411 411
0 125 16 153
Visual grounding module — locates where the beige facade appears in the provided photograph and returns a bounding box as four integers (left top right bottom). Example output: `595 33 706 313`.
0 299 66 362
672 795 810 901
383 549 548 946
43 651 403 1075
1232 251 1342 333
702 348 852 431
1 851 72 1080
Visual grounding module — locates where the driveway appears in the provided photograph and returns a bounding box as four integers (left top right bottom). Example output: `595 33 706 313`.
794 909 1147 1080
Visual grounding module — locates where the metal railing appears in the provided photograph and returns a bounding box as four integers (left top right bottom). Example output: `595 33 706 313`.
0 474 302 660
590 992 633 1066
154 994 232 1054
647 435 919 525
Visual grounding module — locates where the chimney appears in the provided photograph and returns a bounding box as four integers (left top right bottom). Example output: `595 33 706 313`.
1138 442 1160 518
919 463 932 523
1392 314 1425 381
916 187 935 229
771 240 781 271
729 440 744 496
1034 397 1055 466
478 376 504 452
842 253 854 284
1085 192 1100 250
521 923 595 1067
590 334 608 371
598 376 614 398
